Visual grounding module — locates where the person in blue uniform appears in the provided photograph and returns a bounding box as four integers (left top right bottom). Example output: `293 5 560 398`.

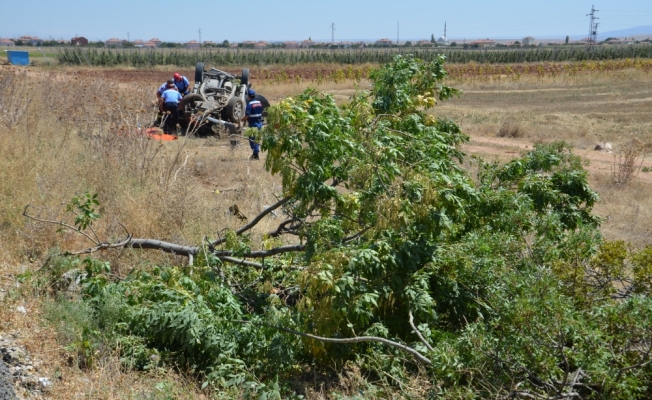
160 83 183 134
242 89 263 160
156 79 175 112
173 73 190 96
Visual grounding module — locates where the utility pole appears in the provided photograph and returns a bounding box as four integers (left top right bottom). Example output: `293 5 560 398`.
587 5 599 49
331 23 335 46
199 28 202 46
397 21 399 45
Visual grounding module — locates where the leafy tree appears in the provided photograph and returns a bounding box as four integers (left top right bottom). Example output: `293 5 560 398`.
32 54 652 398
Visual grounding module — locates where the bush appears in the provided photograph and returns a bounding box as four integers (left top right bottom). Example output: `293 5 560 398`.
497 117 525 138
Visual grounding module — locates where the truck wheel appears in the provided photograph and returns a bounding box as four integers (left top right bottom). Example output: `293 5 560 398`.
255 94 271 117
240 68 250 86
223 97 244 123
180 93 205 109
195 62 204 83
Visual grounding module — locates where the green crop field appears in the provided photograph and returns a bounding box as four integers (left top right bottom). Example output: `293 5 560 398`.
51 44 652 67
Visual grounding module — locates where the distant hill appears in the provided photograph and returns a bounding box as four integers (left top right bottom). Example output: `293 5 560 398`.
597 25 652 40
570 25 652 41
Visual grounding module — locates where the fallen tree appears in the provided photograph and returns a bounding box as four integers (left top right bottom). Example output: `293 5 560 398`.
24 55 652 399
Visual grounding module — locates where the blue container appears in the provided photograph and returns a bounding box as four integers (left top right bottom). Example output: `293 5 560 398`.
7 51 29 66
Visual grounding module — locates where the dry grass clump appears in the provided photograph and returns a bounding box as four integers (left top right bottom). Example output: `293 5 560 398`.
610 138 649 186
496 117 525 138
590 172 652 247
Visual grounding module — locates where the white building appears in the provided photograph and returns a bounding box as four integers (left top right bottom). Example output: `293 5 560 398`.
437 22 449 46
522 36 536 46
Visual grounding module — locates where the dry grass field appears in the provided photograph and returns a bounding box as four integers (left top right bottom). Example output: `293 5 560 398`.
430 69 652 246
0 62 651 398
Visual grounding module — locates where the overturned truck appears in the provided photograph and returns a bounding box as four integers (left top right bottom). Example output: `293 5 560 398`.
180 62 270 135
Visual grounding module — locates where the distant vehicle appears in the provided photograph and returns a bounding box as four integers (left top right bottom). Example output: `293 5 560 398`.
180 62 270 136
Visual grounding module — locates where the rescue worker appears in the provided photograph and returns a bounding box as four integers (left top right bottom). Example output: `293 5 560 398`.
242 89 263 160
157 79 175 99
156 79 176 112
160 83 183 134
173 72 190 96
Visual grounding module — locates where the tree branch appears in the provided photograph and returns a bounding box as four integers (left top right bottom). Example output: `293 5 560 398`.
219 256 264 268
239 322 432 366
210 196 291 247
408 311 434 352
23 205 98 245
214 244 306 258
266 218 303 238
129 238 198 257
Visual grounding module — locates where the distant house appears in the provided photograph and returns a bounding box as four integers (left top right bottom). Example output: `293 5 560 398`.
284 41 300 49
230 43 239 49
105 38 123 47
202 40 215 46
149 38 162 47
144 41 157 48
301 39 315 48
606 38 636 45
340 41 352 49
71 36 88 46
18 35 42 45
469 39 497 48
133 39 145 48
186 40 200 49
0 38 16 47
375 38 393 47
416 39 434 47
522 36 535 46
254 41 268 49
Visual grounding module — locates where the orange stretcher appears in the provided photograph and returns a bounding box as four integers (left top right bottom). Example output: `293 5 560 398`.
146 127 178 141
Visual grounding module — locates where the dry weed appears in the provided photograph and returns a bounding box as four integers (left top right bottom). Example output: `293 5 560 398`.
611 138 648 186
496 117 525 138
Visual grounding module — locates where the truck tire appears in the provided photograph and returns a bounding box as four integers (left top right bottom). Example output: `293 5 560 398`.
240 68 250 86
195 62 204 83
180 93 205 109
255 94 271 117
223 97 244 123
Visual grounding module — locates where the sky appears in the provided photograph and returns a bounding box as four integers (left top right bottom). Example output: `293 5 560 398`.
1 0 651 43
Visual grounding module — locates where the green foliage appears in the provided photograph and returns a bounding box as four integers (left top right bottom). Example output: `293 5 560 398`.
65 191 100 230
55 45 652 68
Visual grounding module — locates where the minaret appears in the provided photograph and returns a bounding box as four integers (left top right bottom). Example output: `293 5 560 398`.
444 21 447 44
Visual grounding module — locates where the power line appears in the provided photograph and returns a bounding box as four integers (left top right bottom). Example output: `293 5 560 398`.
587 5 599 48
